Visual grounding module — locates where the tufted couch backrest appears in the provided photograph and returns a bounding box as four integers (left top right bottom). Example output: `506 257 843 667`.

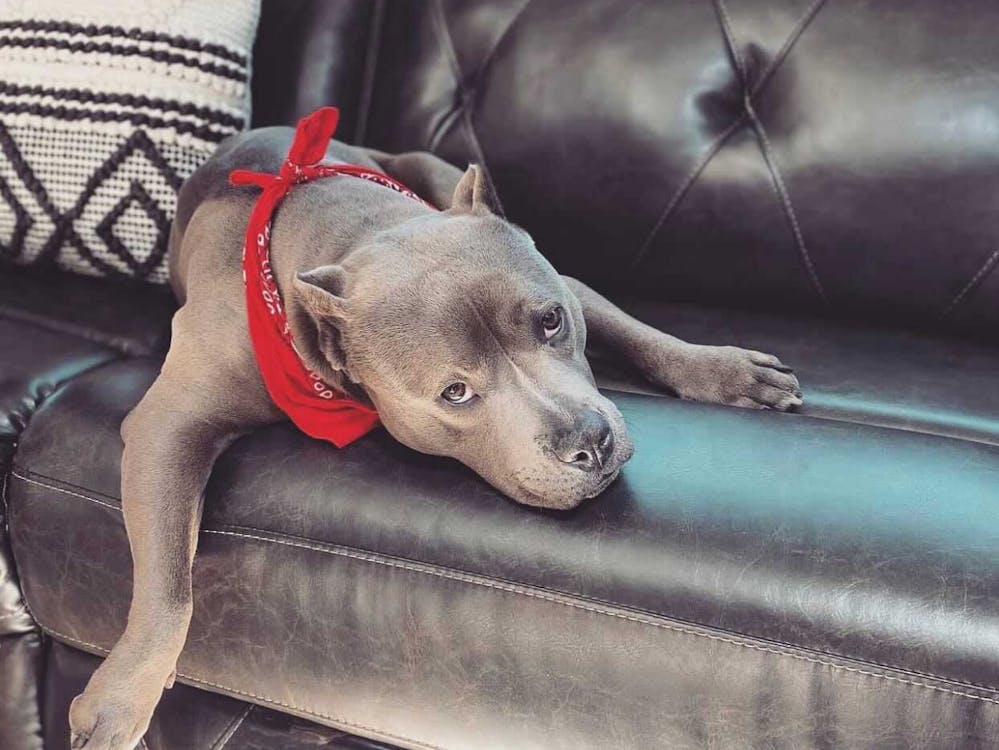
253 0 999 338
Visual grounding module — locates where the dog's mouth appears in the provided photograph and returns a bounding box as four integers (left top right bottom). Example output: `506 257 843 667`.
583 466 622 498
510 463 624 510
511 465 621 509
508 428 634 509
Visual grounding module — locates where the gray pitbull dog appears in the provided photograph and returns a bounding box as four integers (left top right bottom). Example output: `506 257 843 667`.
68 128 801 749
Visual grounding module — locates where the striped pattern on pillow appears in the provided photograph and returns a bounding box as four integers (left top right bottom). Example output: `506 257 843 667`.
0 1 260 284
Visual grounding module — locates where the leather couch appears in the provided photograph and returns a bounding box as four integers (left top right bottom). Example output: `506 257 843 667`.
3 1 998 748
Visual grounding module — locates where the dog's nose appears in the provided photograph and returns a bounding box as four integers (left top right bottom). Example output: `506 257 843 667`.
554 410 614 472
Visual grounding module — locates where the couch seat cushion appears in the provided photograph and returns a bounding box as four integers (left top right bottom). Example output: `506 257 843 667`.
0 266 175 358
600 299 999 446
7 342 999 748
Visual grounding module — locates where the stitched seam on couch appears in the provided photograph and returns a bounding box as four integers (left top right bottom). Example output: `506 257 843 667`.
429 0 510 217
0 348 122 559
715 0 827 305
6 485 423 750
941 246 999 318
31 623 450 750
210 704 253 750
27 577 999 747
3 476 448 750
11 467 999 703
1 342 121 624
629 0 828 272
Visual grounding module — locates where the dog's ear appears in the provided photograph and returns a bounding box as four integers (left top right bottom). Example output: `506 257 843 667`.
450 164 503 216
293 265 351 371
294 265 349 318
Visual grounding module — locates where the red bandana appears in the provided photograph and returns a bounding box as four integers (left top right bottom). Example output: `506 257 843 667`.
229 106 435 447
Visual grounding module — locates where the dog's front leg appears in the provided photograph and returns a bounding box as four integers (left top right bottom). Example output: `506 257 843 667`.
69 325 276 750
564 276 802 410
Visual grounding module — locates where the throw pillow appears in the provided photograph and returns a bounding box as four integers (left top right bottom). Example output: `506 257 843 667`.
0 0 260 283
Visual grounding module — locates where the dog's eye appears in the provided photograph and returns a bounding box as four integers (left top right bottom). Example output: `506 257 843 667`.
541 305 564 339
441 382 474 404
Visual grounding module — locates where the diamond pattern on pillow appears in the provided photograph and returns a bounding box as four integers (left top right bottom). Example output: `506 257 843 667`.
0 1 260 284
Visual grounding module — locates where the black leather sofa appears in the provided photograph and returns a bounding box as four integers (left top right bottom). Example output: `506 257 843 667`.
3 1 999 748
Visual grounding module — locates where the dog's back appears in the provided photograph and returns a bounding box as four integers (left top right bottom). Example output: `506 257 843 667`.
168 129 380 303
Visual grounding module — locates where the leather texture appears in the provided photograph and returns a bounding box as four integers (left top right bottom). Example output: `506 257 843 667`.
8 358 999 749
42 641 401 750
3 1 999 748
0 632 45 750
0 309 117 634
0 307 121 750
0 265 175 358
598 299 999 446
251 0 383 143
363 0 999 337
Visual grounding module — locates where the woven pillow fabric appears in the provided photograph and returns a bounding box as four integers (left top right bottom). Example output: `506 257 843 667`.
0 0 260 284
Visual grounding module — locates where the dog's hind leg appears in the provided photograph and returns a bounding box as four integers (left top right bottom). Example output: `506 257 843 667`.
363 149 464 210
68 306 279 750
563 276 803 411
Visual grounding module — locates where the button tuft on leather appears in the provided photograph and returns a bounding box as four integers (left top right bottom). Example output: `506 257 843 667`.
692 58 745 136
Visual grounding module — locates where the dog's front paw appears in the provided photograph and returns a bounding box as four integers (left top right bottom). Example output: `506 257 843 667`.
645 342 802 411
69 662 169 750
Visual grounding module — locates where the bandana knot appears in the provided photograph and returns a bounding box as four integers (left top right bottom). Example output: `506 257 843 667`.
280 159 305 183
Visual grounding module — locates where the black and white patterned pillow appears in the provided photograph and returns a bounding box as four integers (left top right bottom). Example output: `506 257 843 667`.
0 0 260 284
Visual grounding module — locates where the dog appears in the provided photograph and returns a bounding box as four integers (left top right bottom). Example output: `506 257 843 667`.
67 116 801 749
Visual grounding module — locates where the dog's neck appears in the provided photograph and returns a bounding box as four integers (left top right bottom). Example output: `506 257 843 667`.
271 179 431 405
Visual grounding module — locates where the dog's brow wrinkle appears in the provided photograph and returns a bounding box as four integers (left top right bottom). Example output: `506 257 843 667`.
466 294 517 369
465 295 568 419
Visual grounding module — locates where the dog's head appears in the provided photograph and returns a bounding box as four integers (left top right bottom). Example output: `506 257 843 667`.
292 165 633 509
